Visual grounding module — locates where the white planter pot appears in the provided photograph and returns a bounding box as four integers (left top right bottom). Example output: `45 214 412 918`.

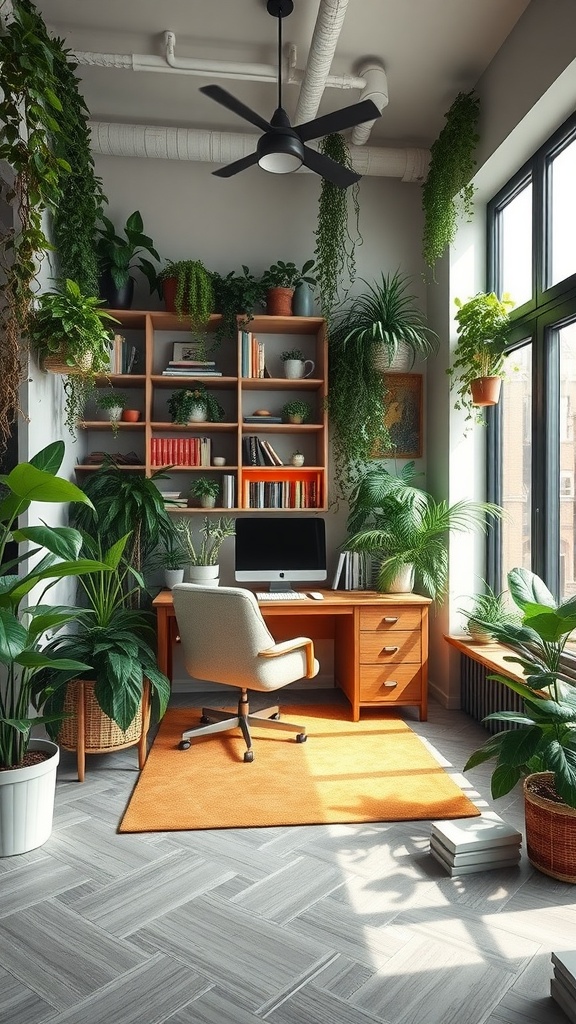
386 563 415 593
188 405 208 423
185 564 219 587
164 568 185 589
200 495 217 508
283 359 315 379
373 340 414 373
106 406 123 422
0 739 59 857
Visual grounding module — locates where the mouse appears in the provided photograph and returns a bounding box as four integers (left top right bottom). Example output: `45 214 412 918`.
308 592 324 600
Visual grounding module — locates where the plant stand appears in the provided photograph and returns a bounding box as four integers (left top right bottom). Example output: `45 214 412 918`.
57 680 150 782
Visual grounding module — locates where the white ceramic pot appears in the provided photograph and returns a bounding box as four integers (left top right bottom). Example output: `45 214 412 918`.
188 405 208 423
291 453 305 467
283 359 315 379
200 494 216 508
106 406 123 422
164 568 185 589
0 739 59 856
186 564 219 587
386 563 415 593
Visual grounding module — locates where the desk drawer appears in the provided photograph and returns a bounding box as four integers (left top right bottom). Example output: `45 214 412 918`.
360 607 421 632
359 664 422 703
360 630 421 663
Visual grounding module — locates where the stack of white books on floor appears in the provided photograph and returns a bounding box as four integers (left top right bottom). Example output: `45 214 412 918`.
430 811 522 876
551 951 576 1021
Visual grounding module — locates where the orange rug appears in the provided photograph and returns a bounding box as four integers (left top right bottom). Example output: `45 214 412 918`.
118 705 480 832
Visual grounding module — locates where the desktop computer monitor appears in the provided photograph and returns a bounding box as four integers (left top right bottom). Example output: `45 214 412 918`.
234 516 327 593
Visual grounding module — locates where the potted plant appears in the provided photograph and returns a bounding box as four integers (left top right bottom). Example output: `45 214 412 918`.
168 385 225 424
463 567 576 883
280 348 315 379
261 260 316 316
282 399 312 424
175 515 235 584
190 477 220 509
161 536 189 589
458 582 521 644
39 529 171 781
95 210 161 309
0 441 113 854
95 389 127 421
422 90 481 276
314 132 361 320
448 291 515 423
345 462 503 601
212 265 265 340
28 279 119 436
158 259 214 327
291 449 305 467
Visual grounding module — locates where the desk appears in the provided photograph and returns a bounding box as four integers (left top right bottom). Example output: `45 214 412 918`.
153 588 430 721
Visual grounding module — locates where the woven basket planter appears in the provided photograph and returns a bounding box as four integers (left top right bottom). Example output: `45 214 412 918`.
57 680 148 781
524 772 576 883
42 350 93 375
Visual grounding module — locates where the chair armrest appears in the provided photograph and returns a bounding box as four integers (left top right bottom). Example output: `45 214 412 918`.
259 637 315 678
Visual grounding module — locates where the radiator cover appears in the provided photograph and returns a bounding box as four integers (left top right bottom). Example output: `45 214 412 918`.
460 653 523 733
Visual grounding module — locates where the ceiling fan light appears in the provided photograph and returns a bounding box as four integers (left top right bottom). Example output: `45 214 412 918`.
257 132 304 174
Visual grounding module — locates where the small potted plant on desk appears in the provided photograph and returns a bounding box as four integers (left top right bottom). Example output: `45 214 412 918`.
95 210 161 310
463 567 576 883
190 477 220 509
174 516 235 585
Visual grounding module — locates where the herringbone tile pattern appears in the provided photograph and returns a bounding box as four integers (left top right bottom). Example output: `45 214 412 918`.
1 693 573 1024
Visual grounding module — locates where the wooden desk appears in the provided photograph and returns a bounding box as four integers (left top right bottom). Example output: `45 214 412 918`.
153 588 430 721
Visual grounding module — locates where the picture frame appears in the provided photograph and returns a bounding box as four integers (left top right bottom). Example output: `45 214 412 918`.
376 373 423 459
172 341 206 362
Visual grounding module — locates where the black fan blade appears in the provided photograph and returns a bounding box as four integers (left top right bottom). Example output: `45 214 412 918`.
296 98 381 143
200 84 272 134
302 145 360 188
212 151 260 178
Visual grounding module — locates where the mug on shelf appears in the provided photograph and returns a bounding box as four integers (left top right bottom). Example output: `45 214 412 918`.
283 359 315 380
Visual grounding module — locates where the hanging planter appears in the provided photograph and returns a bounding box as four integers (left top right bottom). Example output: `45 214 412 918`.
470 376 502 406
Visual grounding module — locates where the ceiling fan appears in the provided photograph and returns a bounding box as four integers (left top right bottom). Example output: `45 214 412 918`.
200 0 381 188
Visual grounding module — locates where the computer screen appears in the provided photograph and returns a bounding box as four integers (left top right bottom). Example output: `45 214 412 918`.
234 516 327 592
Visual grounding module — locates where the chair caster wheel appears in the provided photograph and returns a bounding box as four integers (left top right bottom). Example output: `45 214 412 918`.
178 740 191 750
244 750 254 763
271 712 280 720
200 715 211 724
296 733 307 743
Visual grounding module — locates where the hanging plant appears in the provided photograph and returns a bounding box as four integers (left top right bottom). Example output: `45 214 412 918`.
159 259 215 328
313 133 361 321
422 90 480 275
0 0 70 457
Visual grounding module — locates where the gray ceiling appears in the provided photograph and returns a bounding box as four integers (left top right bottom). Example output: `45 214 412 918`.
35 0 531 148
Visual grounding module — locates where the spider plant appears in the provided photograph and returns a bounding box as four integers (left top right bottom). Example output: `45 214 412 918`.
345 462 503 602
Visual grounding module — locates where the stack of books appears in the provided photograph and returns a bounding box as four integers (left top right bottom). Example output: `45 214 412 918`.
110 334 138 375
332 550 371 590
161 359 222 377
160 490 188 508
430 812 522 876
242 435 283 466
551 951 576 1021
241 331 267 377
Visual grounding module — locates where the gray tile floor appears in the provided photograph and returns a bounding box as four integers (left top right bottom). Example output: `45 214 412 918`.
1 692 574 1024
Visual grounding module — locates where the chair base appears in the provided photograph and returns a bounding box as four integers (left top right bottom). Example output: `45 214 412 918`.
178 689 307 761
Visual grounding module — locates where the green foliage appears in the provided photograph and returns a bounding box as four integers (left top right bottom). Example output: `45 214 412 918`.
314 134 361 320
39 531 170 734
27 279 119 435
448 291 515 424
0 0 71 455
0 442 111 768
159 259 214 327
422 91 480 274
168 386 225 424
212 265 265 340
190 477 220 501
50 36 106 296
282 400 312 422
95 390 127 411
463 568 576 808
261 260 316 290
346 462 503 602
174 516 235 566
95 210 160 294
458 581 521 640
280 348 305 362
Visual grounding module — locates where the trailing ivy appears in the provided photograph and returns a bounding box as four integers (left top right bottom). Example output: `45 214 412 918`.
422 90 480 275
50 41 106 296
0 0 70 455
313 133 361 321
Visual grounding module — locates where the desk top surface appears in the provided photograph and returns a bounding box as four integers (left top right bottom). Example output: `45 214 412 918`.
153 587 431 609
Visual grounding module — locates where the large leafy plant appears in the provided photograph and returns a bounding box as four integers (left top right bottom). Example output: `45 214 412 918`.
464 568 576 808
346 462 502 601
0 441 110 768
95 210 160 294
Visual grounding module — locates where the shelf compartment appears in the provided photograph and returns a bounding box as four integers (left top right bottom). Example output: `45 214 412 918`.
151 422 237 432
241 378 322 391
151 375 237 389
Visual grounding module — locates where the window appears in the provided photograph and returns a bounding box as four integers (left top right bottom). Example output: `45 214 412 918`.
488 112 576 601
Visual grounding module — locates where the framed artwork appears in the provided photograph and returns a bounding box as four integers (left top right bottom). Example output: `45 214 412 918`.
376 373 423 459
172 341 204 362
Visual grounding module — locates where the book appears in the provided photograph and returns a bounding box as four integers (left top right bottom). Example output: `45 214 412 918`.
551 977 576 1020
168 360 216 367
332 551 347 589
260 438 283 465
430 813 522 854
552 952 576 988
243 416 282 424
161 369 223 376
430 836 521 867
430 843 520 876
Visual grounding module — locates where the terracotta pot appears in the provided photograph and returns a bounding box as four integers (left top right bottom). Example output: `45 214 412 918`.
470 376 502 406
121 409 141 422
266 287 294 317
161 276 179 314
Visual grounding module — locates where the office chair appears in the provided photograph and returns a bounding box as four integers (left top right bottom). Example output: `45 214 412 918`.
171 583 319 762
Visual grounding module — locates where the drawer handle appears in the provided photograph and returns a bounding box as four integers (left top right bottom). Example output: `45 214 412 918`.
383 616 399 623
382 646 399 653
384 681 398 689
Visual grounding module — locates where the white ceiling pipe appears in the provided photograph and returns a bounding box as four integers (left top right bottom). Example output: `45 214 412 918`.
294 0 351 125
351 63 389 146
89 120 430 182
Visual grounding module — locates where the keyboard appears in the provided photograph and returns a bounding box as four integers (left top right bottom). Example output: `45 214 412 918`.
256 591 309 601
